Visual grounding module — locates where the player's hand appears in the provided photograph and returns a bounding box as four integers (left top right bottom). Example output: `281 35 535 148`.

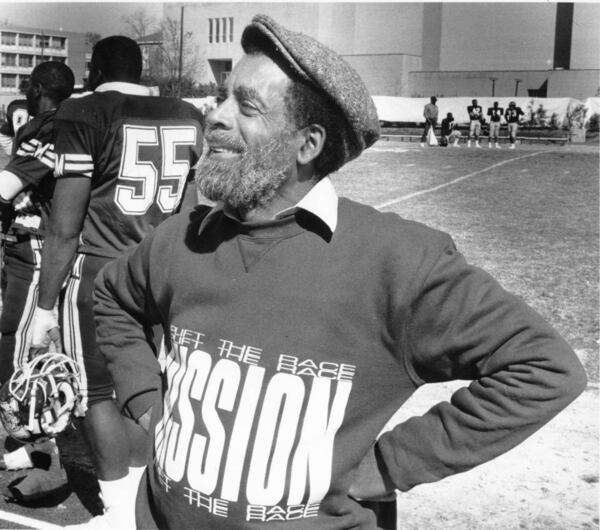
29 306 62 358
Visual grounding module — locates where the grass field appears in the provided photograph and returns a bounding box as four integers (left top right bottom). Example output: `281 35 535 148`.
0 141 598 528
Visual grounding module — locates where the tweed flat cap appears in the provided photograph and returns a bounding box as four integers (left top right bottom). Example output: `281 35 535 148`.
241 14 380 166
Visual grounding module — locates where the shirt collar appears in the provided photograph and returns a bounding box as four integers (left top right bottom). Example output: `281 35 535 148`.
274 177 338 233
198 177 339 237
94 82 151 96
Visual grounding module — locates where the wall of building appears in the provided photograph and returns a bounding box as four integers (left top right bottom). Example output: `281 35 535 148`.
571 3 600 70
164 2 598 98
421 3 442 71
63 31 88 86
439 4 557 71
349 54 421 96
164 3 424 89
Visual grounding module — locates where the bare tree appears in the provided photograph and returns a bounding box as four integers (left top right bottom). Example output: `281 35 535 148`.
158 17 201 80
121 8 205 95
85 32 102 47
122 9 157 41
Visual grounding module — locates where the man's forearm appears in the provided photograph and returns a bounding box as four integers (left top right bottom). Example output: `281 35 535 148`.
38 232 79 309
0 133 13 157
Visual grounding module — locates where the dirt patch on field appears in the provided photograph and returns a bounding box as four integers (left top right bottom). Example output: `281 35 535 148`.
386 382 599 530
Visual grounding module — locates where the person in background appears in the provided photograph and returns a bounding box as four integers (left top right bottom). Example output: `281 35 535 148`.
505 101 525 149
0 98 30 157
420 96 438 147
0 61 74 502
29 36 204 529
467 98 483 148
440 112 461 147
487 101 504 149
93 14 586 530
0 94 31 319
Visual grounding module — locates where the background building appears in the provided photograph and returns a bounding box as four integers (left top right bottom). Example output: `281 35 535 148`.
0 24 89 106
163 2 600 98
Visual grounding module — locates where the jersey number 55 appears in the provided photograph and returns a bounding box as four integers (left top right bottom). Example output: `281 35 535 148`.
116 124 198 216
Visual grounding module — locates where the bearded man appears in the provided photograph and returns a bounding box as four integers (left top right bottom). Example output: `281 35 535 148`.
92 15 586 530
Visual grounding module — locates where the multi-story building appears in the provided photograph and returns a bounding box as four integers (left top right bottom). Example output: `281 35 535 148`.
163 2 600 98
0 24 89 105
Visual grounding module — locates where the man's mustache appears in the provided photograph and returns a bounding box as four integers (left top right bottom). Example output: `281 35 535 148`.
204 130 246 153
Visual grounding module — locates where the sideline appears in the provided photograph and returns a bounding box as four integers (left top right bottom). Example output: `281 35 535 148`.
375 151 542 210
0 509 63 530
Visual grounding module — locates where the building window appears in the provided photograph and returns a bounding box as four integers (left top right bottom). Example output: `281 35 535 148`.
1 53 17 67
51 37 66 50
208 17 234 43
18 34 34 47
18 54 34 67
1 32 17 46
36 35 51 49
1 74 18 88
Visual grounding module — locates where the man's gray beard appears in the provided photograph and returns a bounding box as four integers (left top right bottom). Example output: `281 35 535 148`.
196 132 295 212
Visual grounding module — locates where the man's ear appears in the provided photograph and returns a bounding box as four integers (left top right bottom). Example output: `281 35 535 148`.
297 124 326 166
32 83 43 98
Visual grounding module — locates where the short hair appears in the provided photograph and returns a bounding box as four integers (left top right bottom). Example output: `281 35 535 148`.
91 36 142 82
31 61 74 103
431 96 437 103
447 112 453 118
284 79 348 179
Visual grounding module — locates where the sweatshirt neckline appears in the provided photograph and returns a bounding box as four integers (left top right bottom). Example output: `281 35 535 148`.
230 212 305 239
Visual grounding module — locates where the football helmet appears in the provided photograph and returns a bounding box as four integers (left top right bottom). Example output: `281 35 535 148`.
0 353 82 442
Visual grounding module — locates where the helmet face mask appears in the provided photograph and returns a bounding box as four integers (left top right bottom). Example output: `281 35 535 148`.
0 353 82 442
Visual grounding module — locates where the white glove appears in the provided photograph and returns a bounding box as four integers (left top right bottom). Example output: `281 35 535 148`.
30 306 62 354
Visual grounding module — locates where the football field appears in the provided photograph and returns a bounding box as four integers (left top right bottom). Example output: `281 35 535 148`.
0 142 598 528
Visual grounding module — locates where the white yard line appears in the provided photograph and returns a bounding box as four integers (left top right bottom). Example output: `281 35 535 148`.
0 509 64 530
375 151 542 210
370 146 414 153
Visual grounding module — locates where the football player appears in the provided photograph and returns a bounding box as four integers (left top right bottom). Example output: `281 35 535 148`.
505 101 525 149
0 98 30 156
0 61 74 500
440 112 461 147
487 101 504 149
29 36 204 528
467 98 483 148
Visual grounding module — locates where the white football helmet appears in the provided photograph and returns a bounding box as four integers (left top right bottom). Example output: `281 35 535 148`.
0 352 82 442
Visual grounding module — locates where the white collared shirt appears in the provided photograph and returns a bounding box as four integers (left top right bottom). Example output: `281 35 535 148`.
95 82 151 96
275 177 338 234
